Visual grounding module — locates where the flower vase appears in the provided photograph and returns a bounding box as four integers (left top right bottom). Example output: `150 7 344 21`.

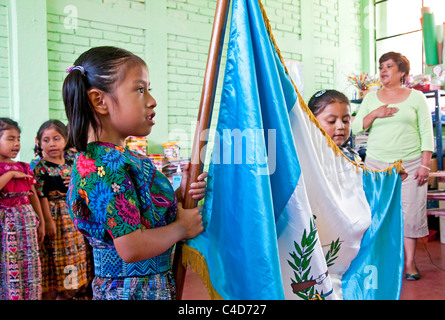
358 90 368 99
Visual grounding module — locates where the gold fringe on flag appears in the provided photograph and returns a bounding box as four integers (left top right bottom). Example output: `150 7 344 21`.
182 0 405 301
181 244 223 300
257 0 404 177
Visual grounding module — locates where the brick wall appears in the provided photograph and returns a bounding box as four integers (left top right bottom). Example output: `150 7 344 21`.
313 0 339 47
314 57 335 88
263 0 302 38
167 33 206 153
167 0 216 24
87 0 145 10
164 0 363 157
1 0 364 161
165 0 231 157
166 31 227 157
47 12 146 121
0 4 9 116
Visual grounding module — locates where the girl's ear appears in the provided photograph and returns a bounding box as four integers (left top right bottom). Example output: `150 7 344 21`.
88 89 108 115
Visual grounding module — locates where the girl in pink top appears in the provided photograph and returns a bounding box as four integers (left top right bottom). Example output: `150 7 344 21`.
0 118 45 300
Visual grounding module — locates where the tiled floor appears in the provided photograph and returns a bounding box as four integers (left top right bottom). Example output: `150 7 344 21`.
182 237 445 300
399 237 445 300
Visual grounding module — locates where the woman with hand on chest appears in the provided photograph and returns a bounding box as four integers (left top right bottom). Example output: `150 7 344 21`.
352 52 434 281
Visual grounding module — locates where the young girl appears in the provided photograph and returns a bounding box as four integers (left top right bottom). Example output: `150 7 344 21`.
0 118 45 300
63 46 206 300
33 120 89 300
308 89 363 163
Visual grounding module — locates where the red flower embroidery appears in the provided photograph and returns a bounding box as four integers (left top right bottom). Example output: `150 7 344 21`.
77 153 97 178
108 217 117 229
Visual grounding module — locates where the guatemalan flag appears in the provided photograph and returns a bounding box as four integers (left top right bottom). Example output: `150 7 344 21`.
182 0 404 300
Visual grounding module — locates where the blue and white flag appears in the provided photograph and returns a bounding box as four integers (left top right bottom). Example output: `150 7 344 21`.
183 0 404 300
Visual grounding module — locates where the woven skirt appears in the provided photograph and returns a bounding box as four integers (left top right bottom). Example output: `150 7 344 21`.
0 204 42 300
92 270 176 300
39 198 88 293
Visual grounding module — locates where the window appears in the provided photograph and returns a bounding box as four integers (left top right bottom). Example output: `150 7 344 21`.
375 0 445 75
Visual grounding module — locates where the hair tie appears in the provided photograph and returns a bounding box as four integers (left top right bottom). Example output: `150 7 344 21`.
315 90 327 98
66 65 85 76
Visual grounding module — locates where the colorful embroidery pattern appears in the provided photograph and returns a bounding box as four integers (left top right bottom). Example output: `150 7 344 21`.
33 159 89 293
33 159 72 197
67 142 177 299
68 141 177 245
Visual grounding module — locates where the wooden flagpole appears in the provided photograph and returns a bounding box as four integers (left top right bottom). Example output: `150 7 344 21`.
172 0 231 300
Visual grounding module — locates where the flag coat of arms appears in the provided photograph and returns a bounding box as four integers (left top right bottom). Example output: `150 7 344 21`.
182 0 404 300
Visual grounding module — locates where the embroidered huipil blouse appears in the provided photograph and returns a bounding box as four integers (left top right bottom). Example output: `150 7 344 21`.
67 142 177 279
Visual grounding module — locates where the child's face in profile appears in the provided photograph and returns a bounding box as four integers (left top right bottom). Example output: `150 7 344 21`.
104 64 157 142
315 102 351 146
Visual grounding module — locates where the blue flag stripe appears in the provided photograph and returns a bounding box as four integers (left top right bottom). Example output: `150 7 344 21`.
183 0 404 300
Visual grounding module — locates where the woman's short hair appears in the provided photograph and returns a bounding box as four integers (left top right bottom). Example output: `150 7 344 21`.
379 51 410 78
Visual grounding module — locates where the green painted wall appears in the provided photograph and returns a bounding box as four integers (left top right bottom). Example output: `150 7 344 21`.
0 2 10 116
1 0 369 162
2 0 49 162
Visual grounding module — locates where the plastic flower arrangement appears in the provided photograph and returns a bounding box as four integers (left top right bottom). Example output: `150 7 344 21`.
348 72 371 90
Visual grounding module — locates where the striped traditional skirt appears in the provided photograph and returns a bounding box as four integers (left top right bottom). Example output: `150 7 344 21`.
92 271 176 300
0 204 42 300
39 196 89 293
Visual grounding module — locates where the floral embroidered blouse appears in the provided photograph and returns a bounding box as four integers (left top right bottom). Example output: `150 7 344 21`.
33 159 73 198
67 142 177 247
